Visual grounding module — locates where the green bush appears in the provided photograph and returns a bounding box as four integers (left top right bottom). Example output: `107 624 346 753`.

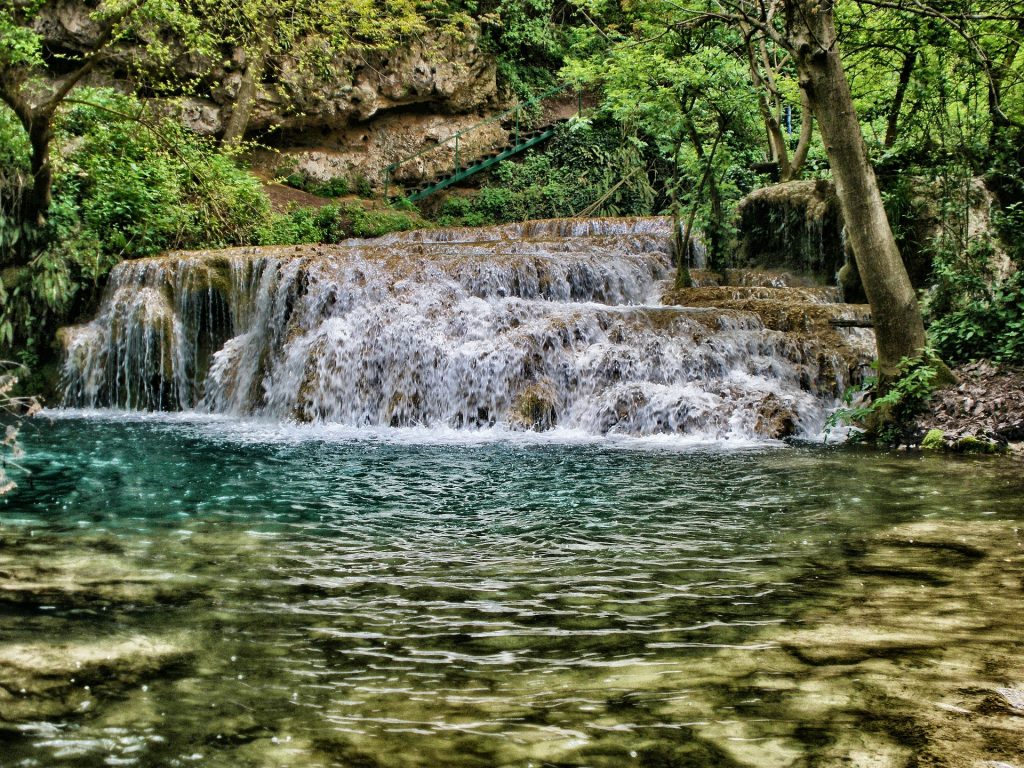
312 177 350 198
257 205 347 245
921 166 1024 366
345 203 422 238
352 173 374 199
436 119 657 226
827 348 951 446
57 91 270 257
929 271 1024 365
0 88 271 357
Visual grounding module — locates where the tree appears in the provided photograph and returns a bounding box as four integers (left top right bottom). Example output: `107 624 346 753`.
0 0 203 264
571 0 930 380
780 0 927 379
563 2 764 279
0 0 430 264
737 19 814 180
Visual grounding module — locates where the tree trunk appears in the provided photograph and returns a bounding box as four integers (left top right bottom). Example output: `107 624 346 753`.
0 100 52 265
25 114 54 230
987 19 1023 148
787 89 814 180
685 116 724 270
743 31 791 178
222 41 269 147
785 0 926 382
668 132 692 289
884 48 917 149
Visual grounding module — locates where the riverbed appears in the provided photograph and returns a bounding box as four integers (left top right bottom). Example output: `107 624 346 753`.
1 414 1022 767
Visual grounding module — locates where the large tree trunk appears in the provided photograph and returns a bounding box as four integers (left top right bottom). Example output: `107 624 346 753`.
785 0 927 382
0 97 52 265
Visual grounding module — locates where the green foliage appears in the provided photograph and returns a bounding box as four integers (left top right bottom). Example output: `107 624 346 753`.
929 271 1024 365
314 177 351 198
55 90 269 257
352 174 374 199
279 168 353 199
257 202 425 244
920 164 1024 366
344 203 424 238
827 348 948 445
470 0 567 98
438 119 657 225
257 205 346 245
0 89 271 357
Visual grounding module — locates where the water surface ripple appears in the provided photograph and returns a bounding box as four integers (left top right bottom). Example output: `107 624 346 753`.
1 416 1022 767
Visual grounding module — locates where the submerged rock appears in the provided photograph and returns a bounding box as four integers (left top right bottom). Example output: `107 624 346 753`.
0 534 204 609
770 519 1024 767
0 635 193 725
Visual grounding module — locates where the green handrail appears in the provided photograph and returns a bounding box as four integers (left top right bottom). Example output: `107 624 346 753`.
383 82 576 197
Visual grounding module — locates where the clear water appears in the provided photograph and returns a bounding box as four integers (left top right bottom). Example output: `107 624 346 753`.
1 415 1023 767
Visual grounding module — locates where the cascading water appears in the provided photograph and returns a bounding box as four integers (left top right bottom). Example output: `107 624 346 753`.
60 217 874 439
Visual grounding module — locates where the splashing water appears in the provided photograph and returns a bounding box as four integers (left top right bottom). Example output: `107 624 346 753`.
60 218 872 439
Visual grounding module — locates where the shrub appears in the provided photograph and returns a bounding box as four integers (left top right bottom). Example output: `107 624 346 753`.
1 88 272 357
344 203 423 238
928 271 1024 365
257 205 347 245
827 348 952 446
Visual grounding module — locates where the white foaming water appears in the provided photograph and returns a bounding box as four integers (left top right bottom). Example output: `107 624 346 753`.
60 217 873 441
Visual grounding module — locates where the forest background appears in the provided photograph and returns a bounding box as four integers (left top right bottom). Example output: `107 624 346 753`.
1 0 1022 402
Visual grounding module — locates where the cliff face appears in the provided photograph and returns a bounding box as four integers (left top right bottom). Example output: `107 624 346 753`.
35 5 502 187
178 31 499 136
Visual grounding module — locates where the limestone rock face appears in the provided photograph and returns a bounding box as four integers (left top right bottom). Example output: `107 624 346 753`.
32 5 499 146
736 180 845 281
242 30 498 134
249 112 509 189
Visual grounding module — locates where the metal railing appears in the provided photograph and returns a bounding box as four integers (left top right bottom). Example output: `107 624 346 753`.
383 83 582 200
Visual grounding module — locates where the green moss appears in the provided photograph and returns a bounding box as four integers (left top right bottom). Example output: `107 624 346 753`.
921 429 947 450
954 435 1003 454
509 381 559 431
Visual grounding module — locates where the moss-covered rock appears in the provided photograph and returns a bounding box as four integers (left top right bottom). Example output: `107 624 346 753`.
509 380 560 431
736 180 845 281
954 435 1003 453
920 428 946 450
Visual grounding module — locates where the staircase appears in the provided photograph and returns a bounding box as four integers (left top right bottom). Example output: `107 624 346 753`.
384 84 582 203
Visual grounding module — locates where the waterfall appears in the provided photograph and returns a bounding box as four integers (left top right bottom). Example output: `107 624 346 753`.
60 217 873 439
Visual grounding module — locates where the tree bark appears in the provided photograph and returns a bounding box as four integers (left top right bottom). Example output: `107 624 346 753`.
785 0 927 381
743 30 791 178
986 19 1023 147
25 115 54 231
685 116 724 270
668 132 692 288
884 48 917 149
222 40 270 147
788 89 814 178
742 27 813 182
